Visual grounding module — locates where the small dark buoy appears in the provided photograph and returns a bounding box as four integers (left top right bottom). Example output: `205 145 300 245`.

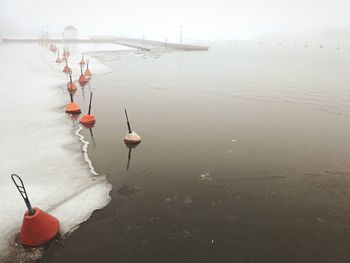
11 174 60 246
84 59 92 80
65 92 81 114
78 64 88 86
123 109 141 145
80 91 96 127
67 73 77 92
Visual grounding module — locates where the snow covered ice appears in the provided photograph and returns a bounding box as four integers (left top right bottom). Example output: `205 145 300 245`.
0 43 124 261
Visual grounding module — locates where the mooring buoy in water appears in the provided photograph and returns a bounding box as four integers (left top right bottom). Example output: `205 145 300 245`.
50 44 57 53
65 92 81 114
78 64 88 86
84 59 92 80
80 91 95 127
11 174 60 246
63 59 71 74
67 73 77 92
55 51 62 63
123 109 141 145
79 53 86 66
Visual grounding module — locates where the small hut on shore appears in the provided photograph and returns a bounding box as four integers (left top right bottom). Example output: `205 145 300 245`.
63 26 78 40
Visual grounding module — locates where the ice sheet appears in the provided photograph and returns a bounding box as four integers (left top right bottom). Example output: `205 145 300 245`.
0 43 114 261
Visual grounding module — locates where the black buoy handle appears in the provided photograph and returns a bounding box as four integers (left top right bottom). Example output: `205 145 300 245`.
70 92 73 103
124 109 132 133
80 64 83 75
11 174 35 216
88 92 93 115
69 73 73 83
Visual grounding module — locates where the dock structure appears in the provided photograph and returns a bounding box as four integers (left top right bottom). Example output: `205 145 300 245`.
0 37 209 51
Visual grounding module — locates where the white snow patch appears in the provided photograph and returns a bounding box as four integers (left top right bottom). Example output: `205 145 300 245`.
0 43 111 261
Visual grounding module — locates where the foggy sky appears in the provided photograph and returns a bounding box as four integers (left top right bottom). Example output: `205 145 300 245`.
0 0 349 40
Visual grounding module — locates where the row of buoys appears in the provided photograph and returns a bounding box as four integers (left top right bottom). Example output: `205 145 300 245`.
59 47 95 127
11 44 142 248
57 47 141 145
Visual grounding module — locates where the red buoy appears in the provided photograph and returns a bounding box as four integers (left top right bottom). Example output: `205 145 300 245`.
50 44 57 53
80 92 95 126
65 93 81 114
78 65 88 86
79 53 86 66
63 60 71 74
11 174 60 247
55 51 62 63
67 73 77 92
62 48 70 60
20 208 60 246
84 59 92 80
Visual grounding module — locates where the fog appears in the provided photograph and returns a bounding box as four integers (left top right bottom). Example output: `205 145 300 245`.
0 0 349 40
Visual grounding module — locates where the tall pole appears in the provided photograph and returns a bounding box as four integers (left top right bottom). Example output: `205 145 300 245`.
180 25 183 44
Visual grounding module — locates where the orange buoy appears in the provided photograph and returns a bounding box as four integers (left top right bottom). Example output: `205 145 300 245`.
79 53 86 66
62 48 69 59
50 44 57 52
63 60 71 74
80 92 96 127
78 65 88 86
67 73 77 92
55 51 62 63
123 109 141 145
20 207 60 246
65 93 81 114
11 174 60 247
84 59 92 80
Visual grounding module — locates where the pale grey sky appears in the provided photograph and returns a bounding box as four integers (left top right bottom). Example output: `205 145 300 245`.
0 0 349 40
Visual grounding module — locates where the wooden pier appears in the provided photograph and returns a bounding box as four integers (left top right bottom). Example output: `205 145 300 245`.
0 37 209 51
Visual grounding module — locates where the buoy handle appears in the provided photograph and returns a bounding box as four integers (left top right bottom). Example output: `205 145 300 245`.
70 92 73 103
88 92 93 115
124 109 132 133
86 59 89 69
69 73 72 83
11 174 35 216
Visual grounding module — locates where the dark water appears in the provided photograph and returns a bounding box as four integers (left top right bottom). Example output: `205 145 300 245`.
41 42 350 263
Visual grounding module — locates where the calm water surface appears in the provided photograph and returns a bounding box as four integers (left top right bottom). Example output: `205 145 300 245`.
42 41 350 263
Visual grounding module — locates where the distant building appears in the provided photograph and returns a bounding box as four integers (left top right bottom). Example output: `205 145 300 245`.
63 25 78 39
